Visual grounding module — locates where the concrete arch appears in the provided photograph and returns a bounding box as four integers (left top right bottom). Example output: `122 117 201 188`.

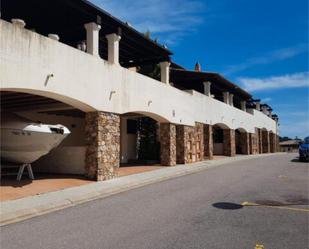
235 127 248 133
213 123 231 129
122 111 170 123
0 88 96 112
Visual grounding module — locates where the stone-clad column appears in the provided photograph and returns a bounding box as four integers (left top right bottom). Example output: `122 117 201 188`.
255 128 260 154
176 125 194 164
85 111 120 181
269 132 276 153
249 133 258 154
262 130 270 153
258 129 263 154
195 123 204 162
203 124 213 159
276 134 280 152
176 123 204 164
160 123 176 166
223 129 236 157
240 132 250 155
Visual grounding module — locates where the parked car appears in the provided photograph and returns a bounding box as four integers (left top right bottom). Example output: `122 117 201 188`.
299 136 309 161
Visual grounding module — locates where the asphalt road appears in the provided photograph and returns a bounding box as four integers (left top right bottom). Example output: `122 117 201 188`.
1 153 308 249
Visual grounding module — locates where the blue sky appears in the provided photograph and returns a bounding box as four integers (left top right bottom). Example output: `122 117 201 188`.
92 0 309 139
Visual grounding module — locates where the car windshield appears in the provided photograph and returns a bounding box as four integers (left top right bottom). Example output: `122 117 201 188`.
304 137 309 144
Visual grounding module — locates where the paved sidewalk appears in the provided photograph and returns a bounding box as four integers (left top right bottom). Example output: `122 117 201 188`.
0 153 281 226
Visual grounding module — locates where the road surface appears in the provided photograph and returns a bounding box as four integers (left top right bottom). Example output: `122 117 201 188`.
1 153 308 249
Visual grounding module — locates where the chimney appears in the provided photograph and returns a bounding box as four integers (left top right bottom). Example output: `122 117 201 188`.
195 62 201 72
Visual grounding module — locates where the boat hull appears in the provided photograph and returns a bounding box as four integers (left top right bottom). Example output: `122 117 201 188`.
1 128 69 164
1 113 70 164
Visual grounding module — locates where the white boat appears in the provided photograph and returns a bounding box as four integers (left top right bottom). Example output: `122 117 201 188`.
1 113 70 164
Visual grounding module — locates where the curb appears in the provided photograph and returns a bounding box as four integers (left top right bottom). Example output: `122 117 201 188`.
0 153 283 226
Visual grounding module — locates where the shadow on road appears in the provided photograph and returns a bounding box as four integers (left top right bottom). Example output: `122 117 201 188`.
212 202 243 210
290 158 308 163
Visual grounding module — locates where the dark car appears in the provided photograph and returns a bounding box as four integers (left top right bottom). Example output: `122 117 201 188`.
299 136 309 161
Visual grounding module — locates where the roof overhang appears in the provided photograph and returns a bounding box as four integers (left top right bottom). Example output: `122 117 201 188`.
170 68 252 100
1 0 172 67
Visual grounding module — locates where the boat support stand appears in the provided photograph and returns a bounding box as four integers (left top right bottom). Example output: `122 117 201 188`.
17 164 34 181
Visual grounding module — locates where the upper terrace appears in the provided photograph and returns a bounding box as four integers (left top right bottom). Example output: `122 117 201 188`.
0 0 277 134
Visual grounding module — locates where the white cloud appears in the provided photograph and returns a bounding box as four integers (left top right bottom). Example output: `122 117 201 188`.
238 72 309 92
261 97 272 102
224 44 308 75
90 0 206 46
279 121 309 139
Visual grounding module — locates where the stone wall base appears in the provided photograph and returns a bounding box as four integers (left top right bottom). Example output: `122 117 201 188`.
262 130 270 153
203 124 213 160
160 123 177 166
85 111 120 181
249 133 259 154
240 132 250 155
270 132 276 153
223 129 236 157
176 122 204 164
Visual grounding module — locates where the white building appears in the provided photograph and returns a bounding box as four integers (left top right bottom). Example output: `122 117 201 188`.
0 0 279 181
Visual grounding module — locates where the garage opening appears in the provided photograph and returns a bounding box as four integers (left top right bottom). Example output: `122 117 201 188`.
0 91 92 201
235 128 248 155
120 113 163 176
213 123 229 156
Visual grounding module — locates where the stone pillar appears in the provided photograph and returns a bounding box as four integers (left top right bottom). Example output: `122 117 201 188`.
176 123 204 164
195 123 204 162
258 129 263 154
223 129 236 157
85 112 120 181
203 81 211 97
276 134 280 152
160 123 176 166
249 133 258 155
269 132 276 153
203 124 213 160
84 22 101 56
176 125 186 164
262 130 270 153
160 61 171 84
176 125 197 164
240 132 250 155
106 33 121 64
229 94 234 106
241 101 246 112
249 133 253 154
223 92 229 104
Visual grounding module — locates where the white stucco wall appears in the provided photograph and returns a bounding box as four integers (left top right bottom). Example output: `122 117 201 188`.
0 19 278 134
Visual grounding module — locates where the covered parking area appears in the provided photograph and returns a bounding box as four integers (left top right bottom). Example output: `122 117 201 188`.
0 90 92 201
0 91 166 201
